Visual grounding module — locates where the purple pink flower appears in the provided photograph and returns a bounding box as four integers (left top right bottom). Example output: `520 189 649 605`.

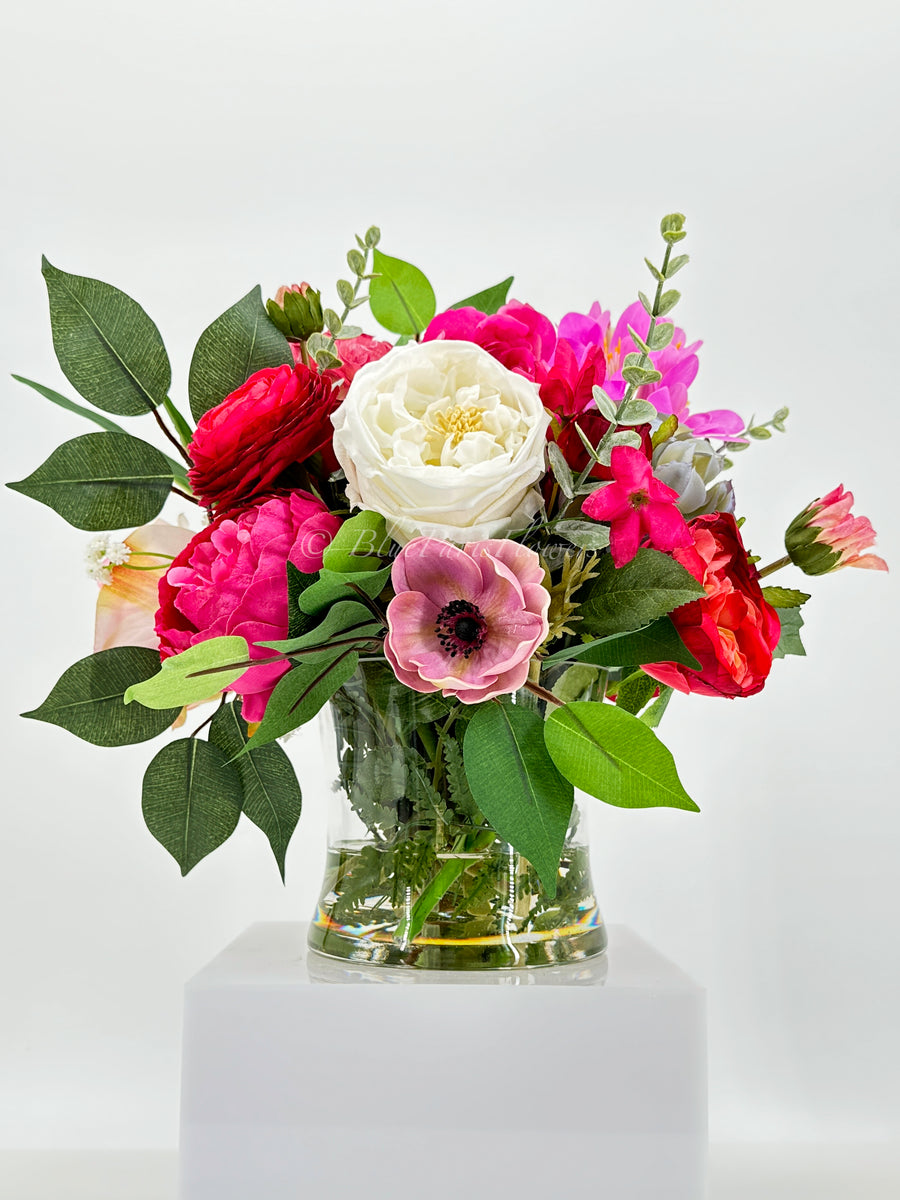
785 486 888 575
155 492 340 721
581 445 694 568
384 538 550 703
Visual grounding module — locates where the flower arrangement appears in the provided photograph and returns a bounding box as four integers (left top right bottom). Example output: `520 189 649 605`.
8 215 886 958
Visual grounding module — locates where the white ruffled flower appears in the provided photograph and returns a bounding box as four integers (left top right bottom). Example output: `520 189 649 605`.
84 534 131 585
652 428 734 519
331 340 550 544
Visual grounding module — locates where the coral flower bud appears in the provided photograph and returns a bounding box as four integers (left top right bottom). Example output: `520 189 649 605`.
785 486 887 575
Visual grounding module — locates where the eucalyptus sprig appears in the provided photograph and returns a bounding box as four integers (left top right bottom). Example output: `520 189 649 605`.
721 405 790 461
571 213 690 490
313 225 381 369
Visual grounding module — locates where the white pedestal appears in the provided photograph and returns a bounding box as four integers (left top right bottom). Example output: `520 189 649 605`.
178 924 707 1200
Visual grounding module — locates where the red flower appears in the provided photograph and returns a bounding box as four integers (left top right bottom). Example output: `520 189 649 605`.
643 513 782 699
188 363 342 510
581 445 693 567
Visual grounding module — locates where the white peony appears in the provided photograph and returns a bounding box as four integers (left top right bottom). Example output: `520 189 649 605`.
331 340 551 545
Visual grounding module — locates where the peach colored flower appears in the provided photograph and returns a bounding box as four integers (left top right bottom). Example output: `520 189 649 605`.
785 485 888 574
93 521 195 653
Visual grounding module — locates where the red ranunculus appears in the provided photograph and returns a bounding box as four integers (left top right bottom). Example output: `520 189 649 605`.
643 513 781 699
188 363 342 510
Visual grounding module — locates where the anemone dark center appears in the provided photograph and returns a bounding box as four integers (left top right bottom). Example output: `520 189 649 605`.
435 599 487 659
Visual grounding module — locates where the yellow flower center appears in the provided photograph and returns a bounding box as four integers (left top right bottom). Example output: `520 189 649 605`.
433 404 485 446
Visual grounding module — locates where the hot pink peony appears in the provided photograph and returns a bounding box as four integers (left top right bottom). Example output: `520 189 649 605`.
424 301 557 384
155 492 341 721
384 538 550 703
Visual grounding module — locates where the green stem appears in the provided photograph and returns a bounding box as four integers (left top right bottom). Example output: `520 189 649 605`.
151 403 192 465
619 240 672 411
757 554 792 579
325 243 371 353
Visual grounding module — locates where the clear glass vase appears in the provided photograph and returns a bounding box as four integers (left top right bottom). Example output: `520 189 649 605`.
307 661 607 970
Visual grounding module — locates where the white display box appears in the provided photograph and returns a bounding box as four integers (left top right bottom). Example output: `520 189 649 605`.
178 923 707 1200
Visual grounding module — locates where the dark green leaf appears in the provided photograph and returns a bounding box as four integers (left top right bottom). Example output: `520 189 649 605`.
580 550 705 638
209 701 302 882
22 647 179 746
257 600 381 654
544 701 698 811
614 670 658 715
249 649 360 749
369 250 436 336
142 739 243 875
771 607 806 659
543 615 701 671
761 586 810 609
7 432 172 530
286 563 318 640
450 276 514 315
188 286 293 421
41 257 170 416
638 684 673 728
463 700 574 896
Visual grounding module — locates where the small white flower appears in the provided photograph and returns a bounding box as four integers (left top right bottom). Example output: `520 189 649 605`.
652 428 734 519
84 534 131 585
331 340 550 544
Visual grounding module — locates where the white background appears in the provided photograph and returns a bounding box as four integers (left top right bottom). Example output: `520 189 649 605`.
1 0 898 1178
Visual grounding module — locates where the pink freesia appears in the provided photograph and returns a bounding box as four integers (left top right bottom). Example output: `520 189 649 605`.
558 301 744 440
785 485 888 575
93 521 195 652
582 445 694 568
384 538 550 703
155 492 341 721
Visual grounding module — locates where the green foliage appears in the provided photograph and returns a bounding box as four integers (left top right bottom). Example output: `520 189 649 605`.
544 615 701 670
8 432 173 530
258 600 382 654
266 286 324 341
41 257 171 416
638 685 673 728
761 586 810 609
297 564 392 616
188 286 293 421
463 699 574 895
321 510 390 573
579 550 705 638
553 519 612 551
142 739 243 875
550 663 600 705
249 648 360 748
771 607 806 659
544 701 698 811
209 701 302 882
442 736 482 822
614 670 658 715
22 646 181 746
124 636 250 709
369 249 436 337
450 276 514 314
286 563 318 640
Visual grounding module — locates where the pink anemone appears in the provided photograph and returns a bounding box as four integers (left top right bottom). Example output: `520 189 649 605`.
385 538 550 703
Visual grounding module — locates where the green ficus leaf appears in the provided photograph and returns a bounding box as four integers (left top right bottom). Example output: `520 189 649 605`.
614 670 658 715
543 616 701 671
188 286 293 422
771 607 806 659
209 701 302 883
297 564 392 616
124 636 251 709
369 249 437 337
544 701 698 812
579 550 705 638
22 647 180 746
450 276 514 314
142 738 243 875
257 600 382 654
248 649 360 749
7 431 173 530
463 699 574 896
41 257 171 416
